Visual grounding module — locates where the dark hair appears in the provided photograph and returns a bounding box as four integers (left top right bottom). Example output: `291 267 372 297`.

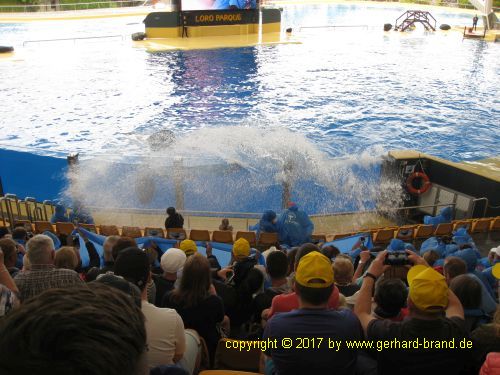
237 267 264 307
0 227 10 239
171 253 211 308
450 274 482 309
12 227 28 241
321 245 340 259
295 283 333 306
0 284 146 375
0 238 17 266
112 237 137 260
444 257 467 280
423 250 440 267
266 251 288 279
114 248 150 291
166 207 176 216
374 278 408 317
287 248 298 276
294 243 320 269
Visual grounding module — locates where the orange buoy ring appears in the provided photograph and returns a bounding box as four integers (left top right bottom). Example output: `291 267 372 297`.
406 172 431 195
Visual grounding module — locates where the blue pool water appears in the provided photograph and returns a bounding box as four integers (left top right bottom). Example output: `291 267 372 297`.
0 3 498 211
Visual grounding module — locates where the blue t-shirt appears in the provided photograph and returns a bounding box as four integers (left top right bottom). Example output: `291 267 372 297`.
263 308 362 375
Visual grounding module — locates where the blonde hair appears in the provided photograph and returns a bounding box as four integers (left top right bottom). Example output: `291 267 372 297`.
54 247 79 271
333 257 354 285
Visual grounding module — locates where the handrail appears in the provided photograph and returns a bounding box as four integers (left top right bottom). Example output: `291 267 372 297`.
0 1 144 13
471 197 489 218
23 35 124 46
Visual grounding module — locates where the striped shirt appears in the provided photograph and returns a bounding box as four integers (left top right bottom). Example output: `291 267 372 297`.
14 264 83 302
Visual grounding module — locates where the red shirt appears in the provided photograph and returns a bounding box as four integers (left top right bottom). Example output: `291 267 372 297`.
268 285 340 319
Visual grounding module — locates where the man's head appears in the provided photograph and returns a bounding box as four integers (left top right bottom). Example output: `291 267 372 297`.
166 207 176 216
266 250 288 280
114 248 150 292
0 284 147 375
11 227 28 242
26 234 55 266
443 256 467 285
449 274 482 310
112 237 137 261
54 247 79 271
422 250 440 267
179 239 198 257
407 265 448 317
374 278 408 318
233 238 251 259
333 257 354 285
294 243 320 271
103 235 120 262
0 238 18 268
160 248 187 275
294 252 334 307
321 245 340 260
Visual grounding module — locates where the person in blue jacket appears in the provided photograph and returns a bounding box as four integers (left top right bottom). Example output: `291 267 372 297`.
50 204 70 224
250 210 278 236
423 206 453 228
69 201 95 225
277 203 314 247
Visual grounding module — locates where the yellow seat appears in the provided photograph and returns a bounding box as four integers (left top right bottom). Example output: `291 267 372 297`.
471 218 492 233
235 231 257 247
434 223 453 237
332 232 354 240
212 230 233 244
80 223 97 233
144 227 164 238
166 228 187 240
13 220 33 231
189 229 211 242
490 217 500 232
34 221 55 234
311 234 327 243
413 224 434 240
213 338 261 373
394 225 417 241
99 225 120 236
258 232 279 247
452 219 473 232
55 222 75 236
121 226 143 238
373 228 396 245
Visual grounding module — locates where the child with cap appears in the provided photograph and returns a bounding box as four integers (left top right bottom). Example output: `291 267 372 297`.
262 252 362 374
179 240 198 257
355 250 469 375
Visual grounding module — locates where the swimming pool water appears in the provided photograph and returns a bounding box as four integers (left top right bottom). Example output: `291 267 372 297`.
0 3 498 164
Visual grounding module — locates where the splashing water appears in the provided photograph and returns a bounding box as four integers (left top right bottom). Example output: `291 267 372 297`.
65 126 403 214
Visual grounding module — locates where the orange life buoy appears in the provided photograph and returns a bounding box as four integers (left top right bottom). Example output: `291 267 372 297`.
406 172 431 195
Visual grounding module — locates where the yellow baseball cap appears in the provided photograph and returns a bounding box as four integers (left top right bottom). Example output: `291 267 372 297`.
407 265 448 312
179 239 197 256
295 252 334 288
492 263 500 280
233 238 251 258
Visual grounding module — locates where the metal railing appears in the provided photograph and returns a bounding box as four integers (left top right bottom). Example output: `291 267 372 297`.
0 1 143 13
23 34 125 46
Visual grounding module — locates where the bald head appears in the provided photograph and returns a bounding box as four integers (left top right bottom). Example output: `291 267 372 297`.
27 235 55 265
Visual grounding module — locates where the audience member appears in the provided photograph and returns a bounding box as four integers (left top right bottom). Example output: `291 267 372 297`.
373 278 408 321
50 204 70 224
163 253 224 366
153 248 186 306
0 284 148 375
423 249 440 267
112 236 138 260
0 238 20 277
450 274 490 331
179 239 198 257
219 218 233 231
0 249 19 317
321 245 340 260
54 246 79 271
165 207 184 229
0 227 10 239
355 250 469 375
250 210 278 236
333 257 360 297
277 203 314 247
262 251 363 374
471 306 500 372
14 234 82 301
114 248 188 370
265 243 339 320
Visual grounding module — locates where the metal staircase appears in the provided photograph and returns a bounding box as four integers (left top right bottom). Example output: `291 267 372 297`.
394 10 437 32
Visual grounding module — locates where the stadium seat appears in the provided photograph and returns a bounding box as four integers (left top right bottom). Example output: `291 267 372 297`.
212 231 233 244
471 218 492 234
311 234 327 243
490 217 500 231
372 228 396 246
452 219 472 232
99 225 120 236
434 223 453 237
121 226 143 238
190 229 211 242
34 221 55 234
394 225 417 241
80 223 97 233
13 220 33 231
258 232 279 247
56 222 75 236
213 339 260 373
166 228 187 240
144 227 165 238
332 232 354 240
235 231 257 247
413 224 434 240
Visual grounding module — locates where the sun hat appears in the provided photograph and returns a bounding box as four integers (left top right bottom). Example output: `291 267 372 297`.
160 248 187 274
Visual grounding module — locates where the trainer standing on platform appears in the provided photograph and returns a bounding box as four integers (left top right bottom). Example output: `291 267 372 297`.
472 15 478 31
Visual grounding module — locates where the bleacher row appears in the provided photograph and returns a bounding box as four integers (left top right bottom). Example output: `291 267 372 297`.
2 216 499 247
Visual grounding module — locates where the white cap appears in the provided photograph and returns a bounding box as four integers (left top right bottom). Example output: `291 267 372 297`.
489 246 500 257
160 248 187 274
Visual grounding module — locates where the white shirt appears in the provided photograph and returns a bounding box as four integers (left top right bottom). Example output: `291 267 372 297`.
142 301 186 368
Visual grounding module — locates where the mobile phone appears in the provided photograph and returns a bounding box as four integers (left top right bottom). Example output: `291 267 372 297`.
384 252 410 266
